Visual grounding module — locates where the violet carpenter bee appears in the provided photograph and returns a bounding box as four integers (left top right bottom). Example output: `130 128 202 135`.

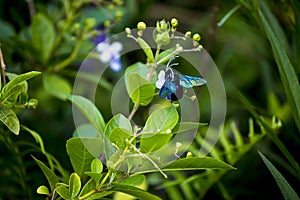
156 56 207 101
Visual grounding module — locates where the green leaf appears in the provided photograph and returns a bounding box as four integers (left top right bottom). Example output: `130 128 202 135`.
86 191 114 200
1 84 26 106
156 48 177 64
111 184 161 200
69 173 81 198
137 37 154 63
73 124 98 138
238 91 300 175
126 73 155 106
258 152 300 200
36 185 50 195
109 128 133 149
56 185 71 199
258 9 300 131
140 133 172 153
125 62 150 81
104 114 132 136
31 13 55 63
0 108 20 135
173 122 207 134
32 156 58 191
43 73 71 100
143 106 178 132
84 172 103 185
79 179 96 197
162 157 235 171
104 114 132 159
66 138 103 177
1 71 41 97
22 125 46 153
119 175 145 186
91 158 103 173
66 95 105 135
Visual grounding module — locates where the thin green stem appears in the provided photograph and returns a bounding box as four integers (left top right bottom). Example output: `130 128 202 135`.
52 37 83 72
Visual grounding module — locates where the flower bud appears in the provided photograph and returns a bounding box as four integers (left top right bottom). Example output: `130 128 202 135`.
186 152 193 158
137 21 146 30
185 31 191 38
84 18 96 30
192 33 201 42
171 18 178 28
125 27 131 35
115 11 122 21
104 20 111 28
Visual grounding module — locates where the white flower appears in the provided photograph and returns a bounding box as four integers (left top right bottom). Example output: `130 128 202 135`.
96 41 123 72
155 70 165 89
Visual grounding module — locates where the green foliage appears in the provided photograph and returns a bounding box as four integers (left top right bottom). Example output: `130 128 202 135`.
43 73 72 100
66 95 106 135
259 152 300 200
31 13 55 63
0 71 40 134
1 0 300 199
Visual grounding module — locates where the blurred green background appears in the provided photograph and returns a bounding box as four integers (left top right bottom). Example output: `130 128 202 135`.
0 0 299 199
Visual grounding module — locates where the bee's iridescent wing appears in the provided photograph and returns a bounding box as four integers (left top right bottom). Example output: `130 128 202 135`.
159 79 177 99
179 75 207 88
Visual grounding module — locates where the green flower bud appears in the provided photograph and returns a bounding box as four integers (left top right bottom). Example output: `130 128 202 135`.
159 19 169 30
171 18 178 28
137 21 146 30
125 27 131 35
185 31 191 38
113 0 124 6
115 11 122 21
192 33 201 42
84 18 96 30
72 23 81 35
186 152 193 158
104 20 111 28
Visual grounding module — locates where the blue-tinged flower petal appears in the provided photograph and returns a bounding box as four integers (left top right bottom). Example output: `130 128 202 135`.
110 55 122 72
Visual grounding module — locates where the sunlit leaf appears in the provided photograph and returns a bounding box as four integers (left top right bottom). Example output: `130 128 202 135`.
126 73 155 106
32 156 58 191
143 106 178 132
109 128 133 149
0 108 20 135
111 184 161 200
69 173 81 198
66 138 103 177
140 133 172 153
104 114 132 159
137 37 154 63
36 185 50 195
66 95 105 135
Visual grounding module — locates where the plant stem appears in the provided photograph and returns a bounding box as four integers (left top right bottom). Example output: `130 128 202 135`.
128 103 140 121
52 37 83 72
0 46 7 86
25 0 35 19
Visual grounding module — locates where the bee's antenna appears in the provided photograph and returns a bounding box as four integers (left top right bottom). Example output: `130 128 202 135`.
166 56 179 69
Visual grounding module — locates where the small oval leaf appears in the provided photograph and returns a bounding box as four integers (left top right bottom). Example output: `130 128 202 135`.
36 185 50 195
137 37 154 63
143 106 178 132
69 173 81 198
91 158 103 173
